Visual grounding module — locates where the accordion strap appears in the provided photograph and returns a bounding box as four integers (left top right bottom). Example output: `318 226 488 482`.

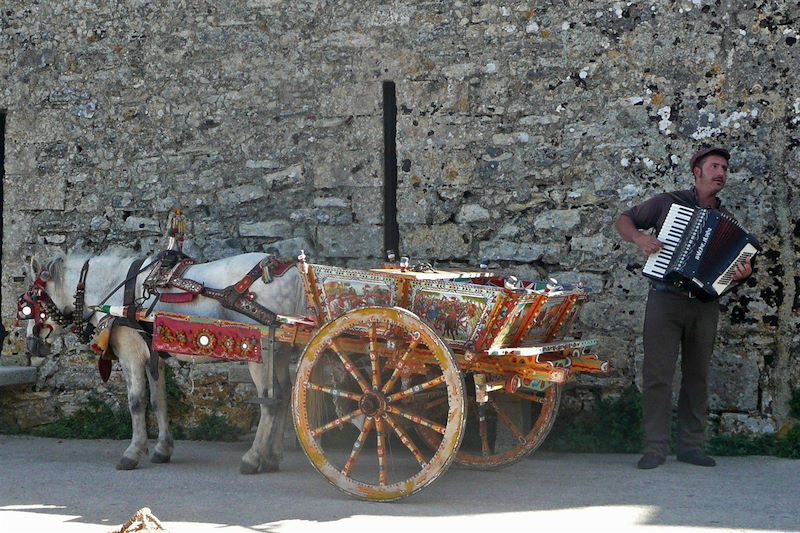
666 192 694 208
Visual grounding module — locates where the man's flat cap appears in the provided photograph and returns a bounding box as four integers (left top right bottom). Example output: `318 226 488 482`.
690 146 730 170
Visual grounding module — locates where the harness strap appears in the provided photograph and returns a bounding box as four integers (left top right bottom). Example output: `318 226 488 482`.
121 257 165 380
95 253 163 309
124 258 146 308
71 260 91 341
200 256 280 325
201 285 278 325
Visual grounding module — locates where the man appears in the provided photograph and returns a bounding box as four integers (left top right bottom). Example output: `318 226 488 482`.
615 146 753 469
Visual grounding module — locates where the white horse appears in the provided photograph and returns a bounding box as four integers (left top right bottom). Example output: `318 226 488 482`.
22 250 306 474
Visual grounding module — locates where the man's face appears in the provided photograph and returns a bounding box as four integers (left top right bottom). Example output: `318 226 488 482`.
694 154 728 195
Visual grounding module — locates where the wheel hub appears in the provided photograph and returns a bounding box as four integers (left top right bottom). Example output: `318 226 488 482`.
359 390 386 417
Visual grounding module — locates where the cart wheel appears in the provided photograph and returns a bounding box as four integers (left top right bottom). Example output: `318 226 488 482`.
416 378 561 470
292 306 466 501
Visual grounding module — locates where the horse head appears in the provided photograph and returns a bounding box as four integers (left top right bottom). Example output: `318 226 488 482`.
18 253 76 357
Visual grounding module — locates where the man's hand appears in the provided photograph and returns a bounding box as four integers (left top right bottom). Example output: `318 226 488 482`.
634 234 662 256
732 257 753 283
615 214 662 257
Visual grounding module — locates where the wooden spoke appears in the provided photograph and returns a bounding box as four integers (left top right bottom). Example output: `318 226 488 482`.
511 391 546 404
385 414 428 466
490 400 526 444
306 382 362 402
311 409 363 438
424 394 449 411
375 417 388 486
369 323 380 390
386 405 447 435
381 337 421 394
342 417 375 476
412 381 562 471
386 374 446 403
330 340 371 393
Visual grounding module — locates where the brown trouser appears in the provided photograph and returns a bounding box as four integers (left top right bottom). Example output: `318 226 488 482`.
642 289 720 456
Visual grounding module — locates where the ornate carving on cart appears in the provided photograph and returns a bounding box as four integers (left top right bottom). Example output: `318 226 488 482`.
151 313 263 363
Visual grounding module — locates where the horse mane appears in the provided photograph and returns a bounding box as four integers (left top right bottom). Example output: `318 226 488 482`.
40 251 68 284
36 247 140 284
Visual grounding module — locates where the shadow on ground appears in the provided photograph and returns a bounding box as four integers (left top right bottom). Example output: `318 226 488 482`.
0 436 797 532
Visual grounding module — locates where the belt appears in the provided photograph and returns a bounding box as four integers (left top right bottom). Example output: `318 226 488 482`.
650 281 695 298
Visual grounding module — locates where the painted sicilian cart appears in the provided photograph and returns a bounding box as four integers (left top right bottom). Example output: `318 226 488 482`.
289 259 608 500
89 254 607 501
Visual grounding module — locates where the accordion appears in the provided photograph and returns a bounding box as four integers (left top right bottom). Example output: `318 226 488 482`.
642 203 761 301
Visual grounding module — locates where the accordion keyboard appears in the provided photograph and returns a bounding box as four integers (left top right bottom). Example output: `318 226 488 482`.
643 204 696 280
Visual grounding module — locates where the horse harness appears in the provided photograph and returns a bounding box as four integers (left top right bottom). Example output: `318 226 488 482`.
133 252 293 405
141 253 295 326
21 253 293 400
17 260 91 342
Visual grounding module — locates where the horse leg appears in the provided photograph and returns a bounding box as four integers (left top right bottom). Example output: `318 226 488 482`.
146 356 173 464
240 354 289 474
112 328 150 470
265 350 292 471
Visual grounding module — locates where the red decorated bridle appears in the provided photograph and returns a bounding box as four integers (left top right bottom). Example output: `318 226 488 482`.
17 261 90 340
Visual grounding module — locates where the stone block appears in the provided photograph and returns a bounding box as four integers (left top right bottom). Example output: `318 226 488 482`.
351 188 383 225
264 237 314 259
313 197 349 208
533 209 582 233
4 174 65 211
478 239 544 262
123 216 161 233
216 184 265 206
318 224 383 258
239 220 292 238
314 154 381 189
456 204 491 223
263 165 306 190
401 223 470 260
318 82 382 116
0 366 37 387
708 353 760 412
719 413 776 436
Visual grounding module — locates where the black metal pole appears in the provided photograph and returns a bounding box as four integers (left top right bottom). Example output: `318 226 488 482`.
0 111 7 348
382 81 399 258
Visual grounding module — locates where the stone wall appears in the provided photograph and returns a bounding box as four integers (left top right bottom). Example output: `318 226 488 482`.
2 1 798 437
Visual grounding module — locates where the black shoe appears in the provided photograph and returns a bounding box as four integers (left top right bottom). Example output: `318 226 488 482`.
676 449 716 467
637 452 666 469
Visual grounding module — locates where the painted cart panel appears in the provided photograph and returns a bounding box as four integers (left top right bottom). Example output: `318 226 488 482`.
409 282 500 348
303 263 588 355
305 265 397 322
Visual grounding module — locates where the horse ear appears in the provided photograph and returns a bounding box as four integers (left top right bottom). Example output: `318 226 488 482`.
29 257 42 278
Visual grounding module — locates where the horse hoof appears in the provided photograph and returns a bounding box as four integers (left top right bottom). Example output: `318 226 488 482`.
239 460 260 475
151 452 171 464
262 461 280 473
116 457 138 470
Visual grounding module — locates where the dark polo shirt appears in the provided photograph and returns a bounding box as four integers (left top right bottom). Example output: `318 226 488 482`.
623 187 733 233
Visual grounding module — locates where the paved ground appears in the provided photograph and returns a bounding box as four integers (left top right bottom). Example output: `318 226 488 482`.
0 435 798 533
